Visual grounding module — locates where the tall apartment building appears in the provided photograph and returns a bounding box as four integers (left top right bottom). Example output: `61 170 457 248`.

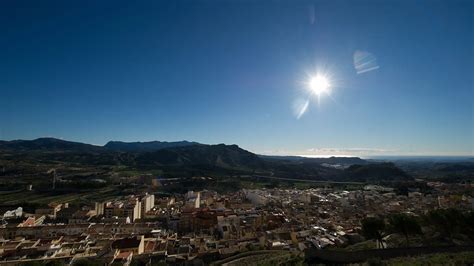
141 193 155 216
95 202 104 216
185 191 201 209
103 197 141 222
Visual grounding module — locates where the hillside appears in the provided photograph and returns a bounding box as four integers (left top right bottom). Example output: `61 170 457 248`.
260 155 367 166
342 163 413 182
396 160 474 183
0 138 414 182
0 138 104 153
135 144 266 170
105 140 201 152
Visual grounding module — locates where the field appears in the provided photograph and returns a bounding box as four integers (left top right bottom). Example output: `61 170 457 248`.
0 187 123 205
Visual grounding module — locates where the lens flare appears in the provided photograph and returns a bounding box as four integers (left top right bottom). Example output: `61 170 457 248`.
293 98 310 119
353 50 379 74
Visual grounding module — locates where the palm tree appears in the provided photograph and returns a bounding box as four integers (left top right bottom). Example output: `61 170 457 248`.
361 217 386 249
388 213 422 247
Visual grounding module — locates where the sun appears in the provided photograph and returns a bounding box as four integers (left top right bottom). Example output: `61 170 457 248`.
309 75 330 95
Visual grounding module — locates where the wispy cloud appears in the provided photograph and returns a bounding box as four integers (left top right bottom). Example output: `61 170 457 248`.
261 147 400 157
259 147 473 157
305 147 396 153
300 147 399 157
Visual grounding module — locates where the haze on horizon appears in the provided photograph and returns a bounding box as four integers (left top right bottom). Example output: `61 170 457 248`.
0 0 472 157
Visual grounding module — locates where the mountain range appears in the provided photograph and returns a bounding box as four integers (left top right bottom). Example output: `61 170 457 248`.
104 140 201 152
0 138 414 182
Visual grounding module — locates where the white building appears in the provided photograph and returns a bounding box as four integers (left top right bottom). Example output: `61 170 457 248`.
185 191 201 209
141 193 155 215
243 189 268 206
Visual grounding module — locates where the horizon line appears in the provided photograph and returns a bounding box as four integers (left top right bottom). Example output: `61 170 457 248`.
1 136 473 158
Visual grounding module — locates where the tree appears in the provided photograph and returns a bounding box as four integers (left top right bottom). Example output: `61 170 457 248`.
424 208 463 244
361 217 387 248
388 213 422 247
72 258 102 266
45 261 66 266
464 211 474 241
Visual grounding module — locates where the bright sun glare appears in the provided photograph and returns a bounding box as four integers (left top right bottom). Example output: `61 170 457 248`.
309 75 330 95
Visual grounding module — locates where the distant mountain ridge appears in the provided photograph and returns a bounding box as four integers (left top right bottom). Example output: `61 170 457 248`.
0 137 414 182
105 140 201 152
0 138 103 152
342 162 412 182
0 138 267 176
135 143 265 170
0 138 201 153
1 138 367 168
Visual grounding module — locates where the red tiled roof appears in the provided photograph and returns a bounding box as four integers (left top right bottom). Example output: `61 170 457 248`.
144 241 156 252
116 251 133 259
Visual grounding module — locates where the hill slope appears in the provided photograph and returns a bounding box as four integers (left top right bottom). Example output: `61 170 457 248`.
342 163 413 182
0 138 103 153
0 138 413 182
105 140 201 152
135 144 265 170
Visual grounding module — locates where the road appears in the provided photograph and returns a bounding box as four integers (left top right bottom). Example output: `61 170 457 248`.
252 175 365 185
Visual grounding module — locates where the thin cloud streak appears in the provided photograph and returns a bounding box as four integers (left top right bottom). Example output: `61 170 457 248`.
260 147 473 157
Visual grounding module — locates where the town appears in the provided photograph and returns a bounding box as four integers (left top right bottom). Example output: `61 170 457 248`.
1 180 473 265
2 0 473 264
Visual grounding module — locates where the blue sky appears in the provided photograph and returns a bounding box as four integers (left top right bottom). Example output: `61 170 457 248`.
0 0 472 156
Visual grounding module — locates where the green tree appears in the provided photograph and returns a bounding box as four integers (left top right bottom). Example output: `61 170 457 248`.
464 211 474 241
388 213 422 247
361 217 387 249
45 260 66 266
72 258 102 266
20 262 42 266
424 208 466 244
